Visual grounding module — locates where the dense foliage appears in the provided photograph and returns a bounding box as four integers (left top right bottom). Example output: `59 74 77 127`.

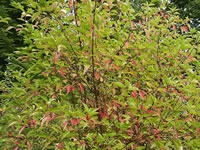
0 0 200 149
170 0 200 29
1 0 199 81
0 0 24 80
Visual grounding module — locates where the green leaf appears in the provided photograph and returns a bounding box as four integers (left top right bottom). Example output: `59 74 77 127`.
113 82 125 88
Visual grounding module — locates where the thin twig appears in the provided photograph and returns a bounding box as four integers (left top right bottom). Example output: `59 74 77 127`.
116 34 131 55
55 18 78 58
91 0 98 107
73 0 83 50
157 29 161 71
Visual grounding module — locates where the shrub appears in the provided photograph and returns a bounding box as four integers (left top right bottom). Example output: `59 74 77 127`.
0 0 200 149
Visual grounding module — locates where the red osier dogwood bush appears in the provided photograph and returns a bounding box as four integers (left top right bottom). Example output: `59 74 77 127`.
0 0 200 149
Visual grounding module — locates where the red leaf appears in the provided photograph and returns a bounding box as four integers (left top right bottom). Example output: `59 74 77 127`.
112 102 121 108
118 116 124 123
127 129 133 136
57 68 66 78
133 144 137 149
63 121 68 131
58 143 64 149
141 105 146 111
16 28 22 31
99 107 108 119
183 25 188 32
125 41 129 48
68 126 72 130
172 24 176 30
157 134 160 140
187 55 193 60
71 119 80 125
52 93 56 98
173 89 179 95
106 60 111 64
112 64 119 70
153 129 159 134
131 91 137 99
78 83 84 92
45 112 50 116
146 110 154 114
139 91 145 99
131 60 137 66
16 141 20 145
18 125 26 135
141 105 144 110
46 117 51 125
35 91 40 96
14 147 19 150
32 120 36 125
135 125 138 131
95 72 100 80
28 120 37 127
66 86 71 94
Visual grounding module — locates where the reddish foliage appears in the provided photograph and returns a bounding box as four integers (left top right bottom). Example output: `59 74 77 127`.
16 141 20 145
52 93 56 98
139 91 145 99
18 125 26 135
133 144 137 149
106 60 111 64
157 134 160 140
131 60 137 66
173 24 176 30
66 86 71 94
78 83 84 92
57 68 66 78
71 119 80 125
112 64 119 70
28 120 37 127
131 91 137 99
58 143 64 149
99 107 108 119
14 147 19 150
68 126 73 131
118 116 124 123
140 105 146 111
146 110 154 114
86 113 90 120
95 72 100 80
63 121 68 131
183 25 188 32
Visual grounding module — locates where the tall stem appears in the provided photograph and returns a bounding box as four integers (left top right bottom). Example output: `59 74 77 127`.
91 1 98 107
